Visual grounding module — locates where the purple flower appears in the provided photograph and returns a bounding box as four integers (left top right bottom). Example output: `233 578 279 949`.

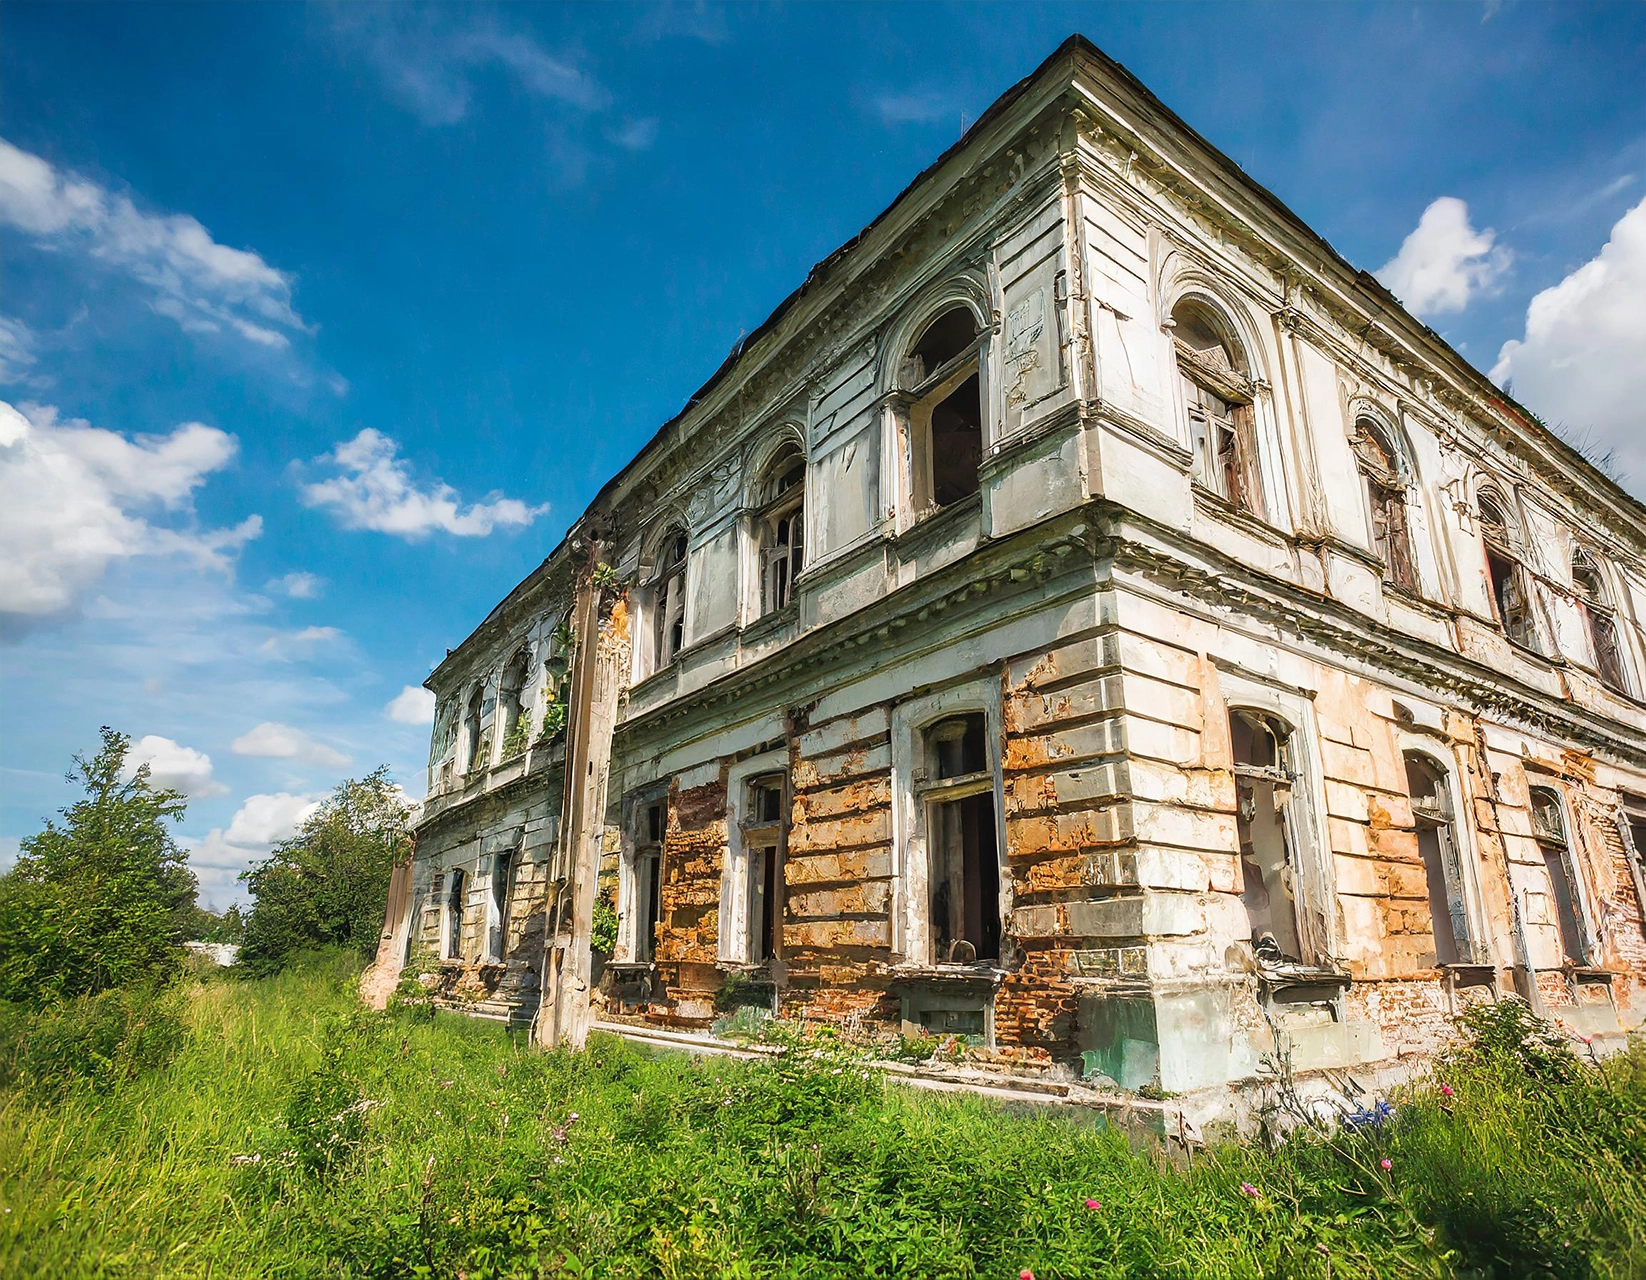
1240 1182 1260 1197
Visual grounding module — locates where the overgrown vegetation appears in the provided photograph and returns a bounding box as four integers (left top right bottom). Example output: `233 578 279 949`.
237 767 410 977
0 728 197 1008
3 961 1642 1279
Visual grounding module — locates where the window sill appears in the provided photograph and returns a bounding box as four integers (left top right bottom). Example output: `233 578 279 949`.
1189 484 1287 547
739 601 799 646
891 963 1006 989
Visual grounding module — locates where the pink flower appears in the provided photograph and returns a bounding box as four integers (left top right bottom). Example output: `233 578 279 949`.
1084 1198 1101 1210
1240 1182 1260 1197
1439 1084 1454 1099
1021 1271 1035 1280
1379 1158 1393 1171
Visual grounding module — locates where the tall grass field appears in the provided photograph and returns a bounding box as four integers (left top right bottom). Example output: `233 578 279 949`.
2 955 1642 1278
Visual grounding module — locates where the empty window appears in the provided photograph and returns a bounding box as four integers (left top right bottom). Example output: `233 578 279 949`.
1231 709 1306 963
742 775 785 963
1478 491 1538 650
1350 415 1417 593
1531 786 1586 965
498 647 530 755
464 685 484 773
756 446 805 615
1405 754 1470 966
1573 550 1628 691
632 800 666 963
488 851 514 963
445 868 466 961
906 306 984 511
1172 300 1263 517
651 530 688 671
920 713 999 964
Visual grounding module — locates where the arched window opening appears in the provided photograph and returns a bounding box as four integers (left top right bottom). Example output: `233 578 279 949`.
1530 786 1587 965
444 868 466 961
756 445 805 615
1172 299 1263 517
905 306 984 512
464 684 484 774
651 529 688 671
630 799 666 963
488 850 514 962
1477 490 1538 650
1573 550 1628 691
1405 754 1471 966
1350 415 1417 593
539 612 574 744
498 647 530 757
920 712 999 964
1230 709 1305 962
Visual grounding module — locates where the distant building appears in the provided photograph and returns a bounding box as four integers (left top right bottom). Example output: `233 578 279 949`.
375 36 1646 1103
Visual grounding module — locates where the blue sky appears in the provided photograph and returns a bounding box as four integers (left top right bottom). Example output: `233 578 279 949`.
3 2 1643 905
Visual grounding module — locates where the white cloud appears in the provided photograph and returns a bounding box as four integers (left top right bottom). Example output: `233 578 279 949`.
338 10 609 127
1492 196 1646 494
0 138 306 350
186 791 323 902
300 428 545 538
0 399 260 628
0 315 38 384
258 624 342 659
1377 197 1510 317
224 791 322 846
607 117 659 152
230 720 352 769
384 684 436 726
267 570 323 599
123 734 228 797
871 88 959 127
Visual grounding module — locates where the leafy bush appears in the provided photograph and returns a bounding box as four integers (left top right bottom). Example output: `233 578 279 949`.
1450 994 1583 1083
0 728 197 1008
282 1013 377 1178
238 768 411 977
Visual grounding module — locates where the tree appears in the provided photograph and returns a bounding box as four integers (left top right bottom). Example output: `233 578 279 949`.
0 728 198 1008
237 768 411 977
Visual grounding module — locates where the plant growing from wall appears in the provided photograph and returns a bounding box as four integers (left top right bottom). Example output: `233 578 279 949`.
589 889 618 955
500 714 534 761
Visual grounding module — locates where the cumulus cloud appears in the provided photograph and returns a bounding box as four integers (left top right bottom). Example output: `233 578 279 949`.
230 720 352 768
337 9 609 127
123 734 228 797
187 791 323 899
267 570 323 599
0 399 260 629
0 138 306 349
1492 196 1646 494
300 428 545 538
1377 197 1510 317
385 685 436 726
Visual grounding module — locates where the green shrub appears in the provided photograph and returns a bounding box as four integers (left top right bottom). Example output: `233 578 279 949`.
0 983 185 1098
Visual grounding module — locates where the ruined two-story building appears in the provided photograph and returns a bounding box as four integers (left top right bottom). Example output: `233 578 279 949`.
371 36 1646 1101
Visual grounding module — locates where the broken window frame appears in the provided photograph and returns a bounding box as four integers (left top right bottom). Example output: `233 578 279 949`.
739 773 786 964
1404 751 1476 967
650 529 689 674
627 798 667 964
498 646 531 757
917 712 1002 966
443 868 466 962
1572 549 1630 692
1618 797 1646 943
1229 708 1314 965
755 448 806 617
1530 784 1590 967
1477 490 1540 652
903 306 987 515
1349 415 1418 594
487 849 515 964
1171 301 1266 520
463 685 484 774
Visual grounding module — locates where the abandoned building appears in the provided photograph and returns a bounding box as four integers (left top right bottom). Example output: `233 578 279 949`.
368 35 1646 1103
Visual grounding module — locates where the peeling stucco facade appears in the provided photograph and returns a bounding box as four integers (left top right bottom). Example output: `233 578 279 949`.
377 36 1646 1099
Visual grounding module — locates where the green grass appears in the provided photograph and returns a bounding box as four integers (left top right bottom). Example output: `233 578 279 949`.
1 958 1642 1279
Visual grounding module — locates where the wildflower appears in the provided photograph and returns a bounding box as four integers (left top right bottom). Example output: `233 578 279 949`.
567 1112 580 1124
1240 1182 1260 1198
1439 1084 1454 1099
1379 1158 1393 1171
1084 1198 1101 1210
1021 1271 1035 1280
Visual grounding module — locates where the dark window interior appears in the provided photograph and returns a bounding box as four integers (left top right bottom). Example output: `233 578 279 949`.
929 791 999 963
446 869 465 960
929 372 983 507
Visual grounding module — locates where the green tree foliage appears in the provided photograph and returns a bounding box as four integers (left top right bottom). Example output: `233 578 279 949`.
0 728 197 1008
237 768 411 977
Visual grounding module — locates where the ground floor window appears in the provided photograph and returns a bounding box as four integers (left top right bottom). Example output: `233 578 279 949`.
921 713 1000 964
632 799 666 963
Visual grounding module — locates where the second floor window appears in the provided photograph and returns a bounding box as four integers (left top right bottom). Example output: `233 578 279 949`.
652 530 688 671
756 447 805 615
498 646 529 754
1349 415 1417 593
904 306 985 512
1572 549 1628 692
1478 490 1538 650
464 685 484 773
1172 299 1264 518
